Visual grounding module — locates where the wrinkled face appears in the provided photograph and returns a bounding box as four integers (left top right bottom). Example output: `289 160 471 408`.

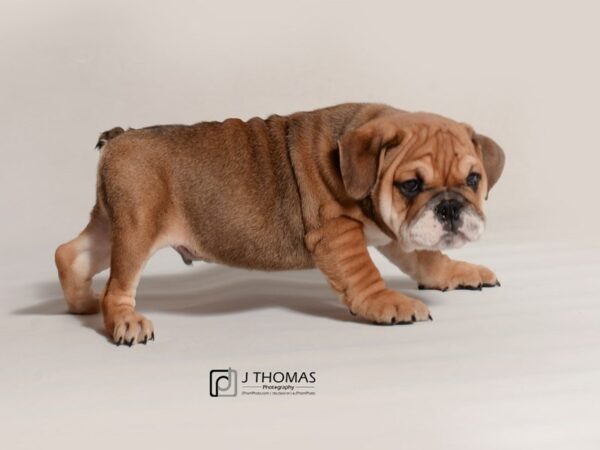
379 123 487 251
339 111 505 252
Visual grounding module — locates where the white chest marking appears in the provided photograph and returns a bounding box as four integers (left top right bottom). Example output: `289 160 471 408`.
364 222 393 247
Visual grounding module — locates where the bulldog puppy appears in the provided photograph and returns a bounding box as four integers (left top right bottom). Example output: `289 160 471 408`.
55 103 505 346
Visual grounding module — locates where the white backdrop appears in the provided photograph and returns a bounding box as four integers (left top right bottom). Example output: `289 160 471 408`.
2 0 599 256
2 2 600 450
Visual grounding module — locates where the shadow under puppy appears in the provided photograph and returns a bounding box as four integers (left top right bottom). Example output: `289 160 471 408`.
55 103 505 346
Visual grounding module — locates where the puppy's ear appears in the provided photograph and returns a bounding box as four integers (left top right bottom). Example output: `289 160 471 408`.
338 124 398 200
472 133 505 197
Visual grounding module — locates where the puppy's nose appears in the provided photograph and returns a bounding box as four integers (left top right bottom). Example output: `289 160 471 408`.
435 199 463 227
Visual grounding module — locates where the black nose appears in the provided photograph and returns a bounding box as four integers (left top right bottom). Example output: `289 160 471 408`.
435 199 463 228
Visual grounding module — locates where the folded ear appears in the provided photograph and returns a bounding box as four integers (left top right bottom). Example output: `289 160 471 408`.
338 124 398 200
472 133 505 197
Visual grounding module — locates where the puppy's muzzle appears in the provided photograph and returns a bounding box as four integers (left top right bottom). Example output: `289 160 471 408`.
400 191 485 251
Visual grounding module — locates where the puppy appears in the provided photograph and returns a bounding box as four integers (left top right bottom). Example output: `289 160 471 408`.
55 103 505 346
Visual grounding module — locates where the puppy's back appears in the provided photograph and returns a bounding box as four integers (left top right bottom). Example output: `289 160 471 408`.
96 116 313 270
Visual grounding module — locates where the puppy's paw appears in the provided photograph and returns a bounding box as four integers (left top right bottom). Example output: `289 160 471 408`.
104 306 154 346
418 262 499 291
350 290 432 325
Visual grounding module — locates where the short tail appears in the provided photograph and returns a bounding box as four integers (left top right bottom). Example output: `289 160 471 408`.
95 126 125 150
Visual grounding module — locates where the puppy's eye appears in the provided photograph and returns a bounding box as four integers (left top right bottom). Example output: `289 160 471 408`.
466 172 481 191
396 178 423 198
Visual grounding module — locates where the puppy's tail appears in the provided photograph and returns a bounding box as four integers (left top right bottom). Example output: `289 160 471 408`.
95 127 125 150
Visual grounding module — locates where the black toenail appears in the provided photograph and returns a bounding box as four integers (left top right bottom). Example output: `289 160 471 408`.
116 338 122 346
150 332 155 341
418 284 425 290
142 336 148 345
457 284 481 291
411 314 416 322
496 280 501 287
428 314 433 321
391 316 396 324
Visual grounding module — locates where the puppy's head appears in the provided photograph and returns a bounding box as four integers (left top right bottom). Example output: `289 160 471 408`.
339 110 505 251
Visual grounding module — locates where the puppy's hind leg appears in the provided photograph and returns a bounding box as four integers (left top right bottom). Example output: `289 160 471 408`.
101 216 159 346
55 204 111 314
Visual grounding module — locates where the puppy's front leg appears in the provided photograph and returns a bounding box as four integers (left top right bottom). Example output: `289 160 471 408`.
307 217 431 324
378 243 499 291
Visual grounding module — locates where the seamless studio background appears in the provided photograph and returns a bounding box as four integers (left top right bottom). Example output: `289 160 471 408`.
1 1 600 449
